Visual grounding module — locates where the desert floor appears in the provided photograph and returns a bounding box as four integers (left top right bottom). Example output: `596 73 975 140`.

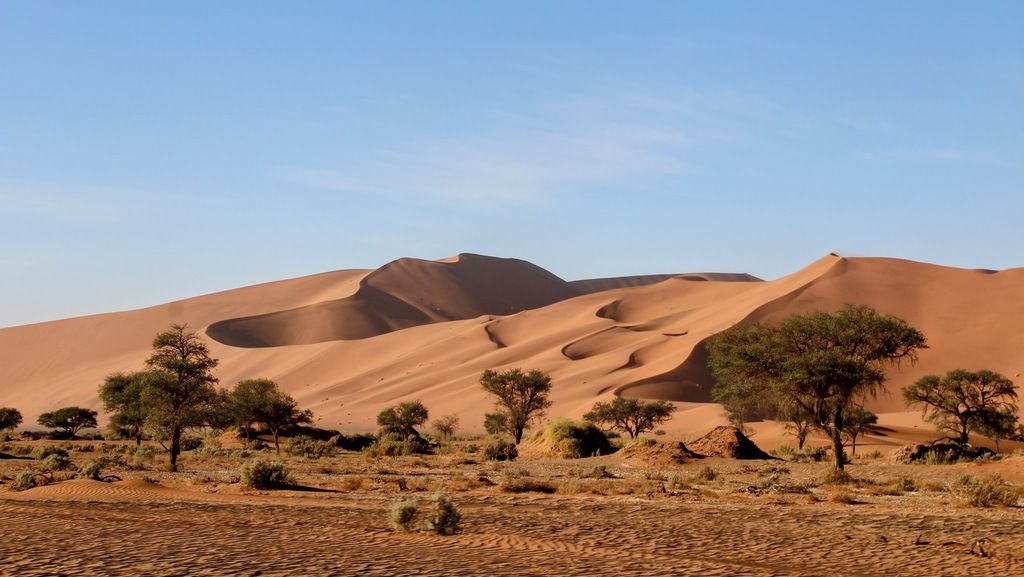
2 440 1023 577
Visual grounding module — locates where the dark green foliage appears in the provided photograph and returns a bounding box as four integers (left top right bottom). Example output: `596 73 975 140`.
99 372 151 444
482 437 518 461
239 459 293 489
0 407 22 432
376 401 429 438
329 433 375 451
77 460 105 480
479 368 553 444
903 369 1018 448
37 407 97 437
483 412 509 436
229 378 313 454
41 452 73 471
584 397 676 438
287 435 333 459
143 324 220 472
365 432 431 457
708 305 926 471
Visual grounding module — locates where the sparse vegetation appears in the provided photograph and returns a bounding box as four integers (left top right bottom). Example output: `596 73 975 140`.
946 474 1021 507
431 414 460 443
239 459 293 489
693 465 718 482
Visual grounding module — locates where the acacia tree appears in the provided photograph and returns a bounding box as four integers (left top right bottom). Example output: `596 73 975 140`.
480 368 552 444
708 305 926 471
99 371 151 444
143 324 219 471
37 407 97 437
584 397 676 438
0 407 22 434
229 379 312 454
376 400 429 438
431 414 460 442
903 369 1018 448
841 406 878 455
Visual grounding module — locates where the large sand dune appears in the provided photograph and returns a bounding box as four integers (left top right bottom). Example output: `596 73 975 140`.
1 253 1021 442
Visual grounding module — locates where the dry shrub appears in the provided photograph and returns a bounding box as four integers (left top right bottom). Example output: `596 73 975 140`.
389 498 418 531
482 437 518 461
239 459 293 489
829 490 858 504
339 476 369 491
424 491 461 535
535 418 614 459
692 465 718 483
500 473 556 494
822 469 854 485
946 474 1021 507
12 471 46 491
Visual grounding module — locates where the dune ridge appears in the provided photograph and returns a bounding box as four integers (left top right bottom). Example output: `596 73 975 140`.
0 253 1022 441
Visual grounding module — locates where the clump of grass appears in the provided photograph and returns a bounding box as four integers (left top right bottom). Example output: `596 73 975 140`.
829 490 858 504
389 498 418 531
287 436 333 459
12 471 45 491
76 460 104 480
41 452 73 471
239 459 293 489
32 445 69 460
693 465 718 482
893 477 916 493
481 437 518 461
666 473 690 492
946 474 1021 508
568 465 614 479
822 469 854 485
423 491 461 535
535 418 614 459
499 471 556 494
364 433 431 458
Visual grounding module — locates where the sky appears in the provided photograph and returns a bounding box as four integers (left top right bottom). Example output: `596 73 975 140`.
1 2 1021 327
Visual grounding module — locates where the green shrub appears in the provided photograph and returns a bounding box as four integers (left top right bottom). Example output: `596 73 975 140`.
239 459 293 489
12 471 44 491
424 491 460 535
946 474 1021 507
364 433 431 457
535 418 614 459
389 498 418 531
482 437 518 461
32 445 69 460
77 460 104 480
41 452 73 471
287 436 333 459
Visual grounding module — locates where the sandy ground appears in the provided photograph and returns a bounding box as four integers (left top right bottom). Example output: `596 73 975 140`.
2 440 1023 576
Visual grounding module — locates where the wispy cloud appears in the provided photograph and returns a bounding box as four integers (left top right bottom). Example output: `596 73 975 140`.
274 89 773 205
881 147 1024 171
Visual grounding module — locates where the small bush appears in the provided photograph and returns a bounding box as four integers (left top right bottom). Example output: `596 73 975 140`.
180 436 203 451
389 498 418 531
893 477 917 493
330 433 375 452
364 433 431 458
822 469 854 485
693 465 718 482
482 437 518 461
946 474 1021 507
239 459 293 489
77 460 104 480
424 491 461 535
536 418 614 459
499 472 556 494
287 436 333 459
830 490 857 504
32 445 69 460
41 452 73 471
12 471 43 491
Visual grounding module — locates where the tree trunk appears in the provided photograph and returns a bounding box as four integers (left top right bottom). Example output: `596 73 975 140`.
851 435 857 455
274 429 281 455
513 425 524 445
169 425 181 472
959 422 970 447
797 430 807 451
135 430 142 446
830 430 846 471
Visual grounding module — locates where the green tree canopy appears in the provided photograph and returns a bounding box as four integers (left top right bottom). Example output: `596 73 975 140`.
37 406 98 437
229 378 312 453
903 369 1018 447
0 407 23 433
584 397 676 438
376 400 429 438
708 305 926 470
841 406 878 455
143 324 220 471
480 368 553 444
99 371 152 444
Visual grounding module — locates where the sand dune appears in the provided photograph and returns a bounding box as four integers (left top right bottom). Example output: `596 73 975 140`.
0 253 1022 444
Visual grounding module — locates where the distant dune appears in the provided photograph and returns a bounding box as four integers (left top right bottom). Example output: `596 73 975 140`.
1 253 1021 447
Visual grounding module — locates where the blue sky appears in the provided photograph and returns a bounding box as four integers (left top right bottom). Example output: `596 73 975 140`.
1 2 1021 327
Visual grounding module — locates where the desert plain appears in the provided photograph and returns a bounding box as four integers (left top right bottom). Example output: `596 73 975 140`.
2 253 1023 576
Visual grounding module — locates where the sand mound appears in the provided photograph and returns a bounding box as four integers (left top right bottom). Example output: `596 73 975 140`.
207 254 583 346
688 426 774 459
618 438 701 467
